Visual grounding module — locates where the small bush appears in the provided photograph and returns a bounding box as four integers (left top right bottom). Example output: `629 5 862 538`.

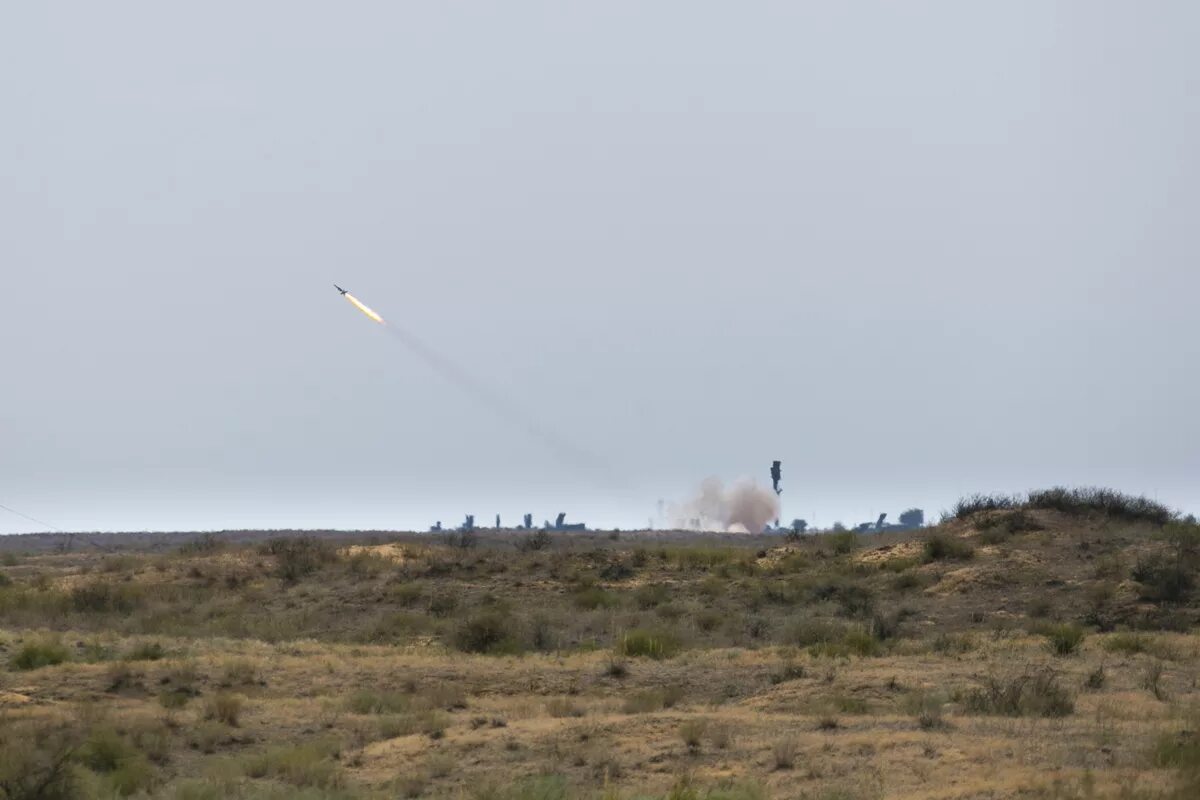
261 537 340 582
70 580 144 614
951 493 1020 519
635 583 670 609
769 661 806 685
786 619 845 648
79 727 138 773
105 662 144 693
159 689 191 709
1132 553 1194 604
241 740 345 789
517 530 553 552
964 668 1074 717
772 738 798 770
573 586 619 610
219 659 260 687
977 510 1043 544
452 611 524 655
1027 486 1172 525
679 719 708 752
1043 623 1087 656
922 534 975 563
204 692 244 726
0 718 83 799
1026 598 1053 619
1143 661 1168 701
707 723 733 750
1104 633 1151 655
346 689 411 715
1150 729 1200 769
10 636 70 670
545 697 584 718
618 629 681 660
824 532 859 555
125 641 166 661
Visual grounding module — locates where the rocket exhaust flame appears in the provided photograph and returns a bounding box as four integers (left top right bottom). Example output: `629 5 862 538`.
344 293 385 325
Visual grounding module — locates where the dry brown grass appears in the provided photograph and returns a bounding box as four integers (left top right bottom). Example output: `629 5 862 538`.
1 511 1198 798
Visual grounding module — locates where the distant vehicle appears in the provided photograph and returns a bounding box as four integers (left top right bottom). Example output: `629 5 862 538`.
334 284 348 295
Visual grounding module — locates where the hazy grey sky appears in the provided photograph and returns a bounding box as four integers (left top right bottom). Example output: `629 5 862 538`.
2 2 1197 533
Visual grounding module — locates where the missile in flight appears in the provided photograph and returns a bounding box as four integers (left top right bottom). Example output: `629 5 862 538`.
335 285 385 325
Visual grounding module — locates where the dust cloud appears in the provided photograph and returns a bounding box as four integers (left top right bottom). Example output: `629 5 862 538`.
668 477 780 533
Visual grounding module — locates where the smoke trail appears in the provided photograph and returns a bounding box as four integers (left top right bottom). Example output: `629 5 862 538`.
337 287 618 485
380 321 616 482
668 477 779 533
0 501 63 532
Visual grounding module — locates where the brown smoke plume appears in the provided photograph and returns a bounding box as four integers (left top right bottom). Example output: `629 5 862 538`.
669 477 780 533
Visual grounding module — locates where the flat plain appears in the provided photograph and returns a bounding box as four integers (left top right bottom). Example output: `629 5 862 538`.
2 490 1198 799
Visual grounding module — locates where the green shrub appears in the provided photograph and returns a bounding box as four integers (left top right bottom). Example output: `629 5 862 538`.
809 627 881 658
70 580 144 613
951 493 1020 519
825 532 859 555
679 719 708 752
125 641 167 661
572 586 619 610
1150 729 1200 769
517 530 553 552
617 629 681 660
260 537 340 583
1132 553 1194 603
1104 633 1152 655
964 669 1074 717
922 534 975 563
1027 487 1172 525
786 619 845 647
475 775 569 800
204 692 244 726
635 583 670 609
0 718 83 799
10 636 70 670
452 611 524 655
346 689 411 715
977 510 1043 544
890 571 926 591
240 740 345 789
808 580 875 617
74 725 158 796
1042 623 1087 656
771 738 798 770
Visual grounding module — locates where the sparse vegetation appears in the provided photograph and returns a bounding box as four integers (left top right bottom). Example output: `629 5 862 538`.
1027 487 1173 525
618 629 682 660
922 533 975 562
1042 623 1087 656
10 636 70 670
0 499 1196 799
964 668 1074 717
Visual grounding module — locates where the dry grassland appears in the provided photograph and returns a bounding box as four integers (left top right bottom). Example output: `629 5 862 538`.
2 496 1199 799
